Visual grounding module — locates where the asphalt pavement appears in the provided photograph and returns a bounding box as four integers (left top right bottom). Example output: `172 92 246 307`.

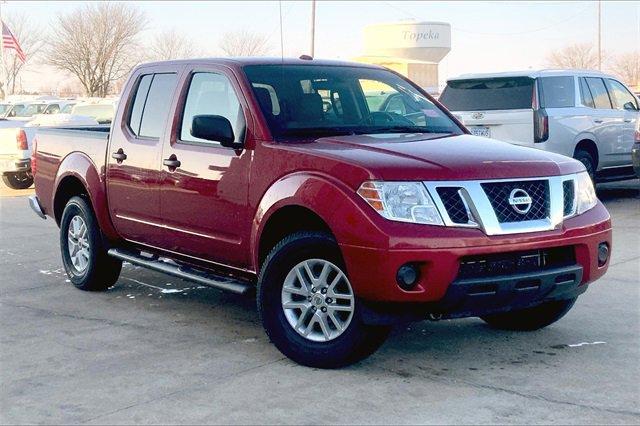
1 179 639 424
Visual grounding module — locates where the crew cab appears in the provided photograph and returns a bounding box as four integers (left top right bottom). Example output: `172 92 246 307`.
439 70 639 183
30 58 612 368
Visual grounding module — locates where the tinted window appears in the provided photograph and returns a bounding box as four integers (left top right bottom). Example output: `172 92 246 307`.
439 77 534 111
180 73 245 144
606 79 638 110
579 78 595 108
129 74 153 135
585 77 612 109
44 104 60 114
139 73 178 138
539 76 575 108
244 65 461 138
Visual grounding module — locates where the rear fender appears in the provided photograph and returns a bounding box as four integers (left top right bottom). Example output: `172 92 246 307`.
53 152 119 241
250 172 387 272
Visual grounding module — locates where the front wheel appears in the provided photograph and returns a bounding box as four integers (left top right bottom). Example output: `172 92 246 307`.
60 196 122 291
481 298 577 331
2 172 33 189
257 232 390 368
574 149 596 183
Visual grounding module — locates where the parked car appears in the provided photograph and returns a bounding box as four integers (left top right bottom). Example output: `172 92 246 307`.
30 58 611 368
632 119 640 177
71 100 116 124
439 70 639 182
0 114 98 189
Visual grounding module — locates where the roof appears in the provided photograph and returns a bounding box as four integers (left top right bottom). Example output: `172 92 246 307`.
138 56 385 70
448 69 615 81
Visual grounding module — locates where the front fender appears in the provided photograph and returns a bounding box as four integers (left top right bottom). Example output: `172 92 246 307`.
54 152 119 241
250 172 389 271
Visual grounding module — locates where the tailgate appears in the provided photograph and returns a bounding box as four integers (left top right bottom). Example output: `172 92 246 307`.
0 128 22 156
456 109 534 146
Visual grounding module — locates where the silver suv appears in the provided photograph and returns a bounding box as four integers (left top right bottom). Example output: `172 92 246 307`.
439 70 639 182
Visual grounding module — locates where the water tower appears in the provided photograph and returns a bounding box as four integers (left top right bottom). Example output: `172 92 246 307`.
355 21 452 93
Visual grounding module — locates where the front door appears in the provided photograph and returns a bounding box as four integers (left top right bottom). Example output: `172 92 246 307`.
107 66 182 246
605 78 639 166
159 68 253 270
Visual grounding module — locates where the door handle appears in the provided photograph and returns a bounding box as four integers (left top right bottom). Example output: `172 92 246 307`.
112 148 127 163
623 118 632 123
593 119 603 124
163 155 181 169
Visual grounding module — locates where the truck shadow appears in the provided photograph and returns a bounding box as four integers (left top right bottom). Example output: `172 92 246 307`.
596 179 639 202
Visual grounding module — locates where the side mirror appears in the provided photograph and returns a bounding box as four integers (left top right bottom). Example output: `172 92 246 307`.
623 101 638 111
191 115 240 148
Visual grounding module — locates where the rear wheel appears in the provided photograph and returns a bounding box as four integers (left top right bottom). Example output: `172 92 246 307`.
60 196 122 291
2 172 33 189
574 149 596 183
257 231 390 368
481 298 577 331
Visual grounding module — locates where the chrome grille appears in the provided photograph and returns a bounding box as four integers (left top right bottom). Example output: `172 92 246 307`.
436 187 470 224
481 180 549 223
563 180 575 216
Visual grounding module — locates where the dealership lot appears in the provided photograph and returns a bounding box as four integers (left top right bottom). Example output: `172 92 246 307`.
1 180 638 424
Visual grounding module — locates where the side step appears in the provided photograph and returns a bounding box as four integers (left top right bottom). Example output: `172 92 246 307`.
108 248 253 295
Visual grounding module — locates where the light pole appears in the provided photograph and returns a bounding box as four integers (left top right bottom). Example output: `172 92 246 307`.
597 0 602 71
310 0 316 58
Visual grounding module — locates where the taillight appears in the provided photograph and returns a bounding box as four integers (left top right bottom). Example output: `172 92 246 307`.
534 108 549 143
31 136 38 175
16 129 28 150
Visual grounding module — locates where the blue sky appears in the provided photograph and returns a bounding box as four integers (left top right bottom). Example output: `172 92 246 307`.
3 1 639 91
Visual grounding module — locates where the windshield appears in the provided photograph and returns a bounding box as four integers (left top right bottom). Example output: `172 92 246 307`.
12 103 47 118
243 65 462 139
0 104 10 116
439 77 534 111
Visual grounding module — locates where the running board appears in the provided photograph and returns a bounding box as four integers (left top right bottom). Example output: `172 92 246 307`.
108 248 253 295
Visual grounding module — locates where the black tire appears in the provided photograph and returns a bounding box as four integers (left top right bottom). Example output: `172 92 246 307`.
481 298 577 331
2 172 33 189
574 149 596 183
257 231 390 368
60 196 122 291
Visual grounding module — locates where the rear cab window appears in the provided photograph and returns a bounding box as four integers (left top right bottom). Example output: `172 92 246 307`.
439 77 534 111
128 72 178 138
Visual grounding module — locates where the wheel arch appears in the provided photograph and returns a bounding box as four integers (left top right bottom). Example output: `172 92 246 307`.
574 139 599 169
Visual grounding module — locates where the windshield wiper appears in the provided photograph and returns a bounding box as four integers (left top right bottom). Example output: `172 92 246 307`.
280 127 356 137
355 126 434 134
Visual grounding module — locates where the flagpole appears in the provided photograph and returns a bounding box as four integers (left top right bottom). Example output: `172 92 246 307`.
0 1 4 100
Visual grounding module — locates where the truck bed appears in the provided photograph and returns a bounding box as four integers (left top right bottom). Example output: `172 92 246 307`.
33 125 112 218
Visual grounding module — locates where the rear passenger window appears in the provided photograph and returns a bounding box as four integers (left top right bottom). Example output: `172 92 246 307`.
139 73 178 138
129 74 153 135
180 72 245 144
538 76 575 108
585 77 612 109
579 78 595 108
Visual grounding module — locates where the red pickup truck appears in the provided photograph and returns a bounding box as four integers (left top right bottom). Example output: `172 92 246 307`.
30 58 612 368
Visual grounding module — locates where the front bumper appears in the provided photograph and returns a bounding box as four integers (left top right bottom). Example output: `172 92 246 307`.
340 202 611 306
632 142 640 177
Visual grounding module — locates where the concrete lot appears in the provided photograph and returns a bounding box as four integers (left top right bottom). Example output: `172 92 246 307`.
1 179 638 425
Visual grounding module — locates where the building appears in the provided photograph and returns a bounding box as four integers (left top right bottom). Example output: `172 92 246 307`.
355 21 451 94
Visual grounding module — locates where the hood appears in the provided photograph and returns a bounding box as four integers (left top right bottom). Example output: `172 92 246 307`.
297 133 584 181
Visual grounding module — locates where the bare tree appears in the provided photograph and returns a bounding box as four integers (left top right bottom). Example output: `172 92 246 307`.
547 43 601 70
1 13 44 98
610 51 640 88
44 3 146 97
219 30 271 57
147 29 199 61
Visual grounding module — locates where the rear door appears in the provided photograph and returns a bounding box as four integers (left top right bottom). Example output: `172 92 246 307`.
439 77 535 145
106 65 182 246
158 65 254 269
582 77 622 168
605 78 639 166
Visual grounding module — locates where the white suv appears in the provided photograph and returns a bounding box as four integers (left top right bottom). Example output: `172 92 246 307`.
439 70 639 182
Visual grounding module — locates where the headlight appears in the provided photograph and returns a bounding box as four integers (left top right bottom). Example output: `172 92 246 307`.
575 171 597 214
357 181 444 225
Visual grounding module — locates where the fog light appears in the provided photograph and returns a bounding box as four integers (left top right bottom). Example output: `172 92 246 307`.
598 242 609 267
397 264 420 290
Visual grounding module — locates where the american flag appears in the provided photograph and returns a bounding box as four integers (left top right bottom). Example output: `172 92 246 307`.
2 21 26 63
